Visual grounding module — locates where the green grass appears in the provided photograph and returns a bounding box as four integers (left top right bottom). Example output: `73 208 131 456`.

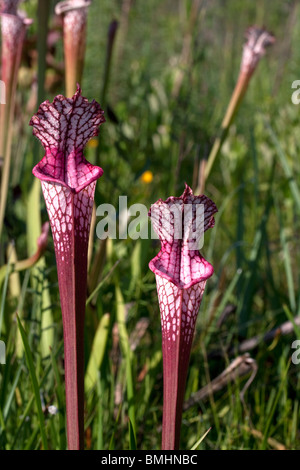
0 0 300 450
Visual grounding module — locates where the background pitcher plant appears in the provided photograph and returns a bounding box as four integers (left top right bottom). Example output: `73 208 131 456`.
55 0 92 97
0 0 32 237
149 184 218 450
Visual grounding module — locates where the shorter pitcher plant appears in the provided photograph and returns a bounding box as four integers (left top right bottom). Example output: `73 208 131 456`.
149 184 218 450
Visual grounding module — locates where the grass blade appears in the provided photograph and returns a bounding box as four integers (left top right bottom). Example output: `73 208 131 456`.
0 263 10 336
274 198 296 312
3 364 22 422
50 346 67 450
128 418 137 450
16 314 48 450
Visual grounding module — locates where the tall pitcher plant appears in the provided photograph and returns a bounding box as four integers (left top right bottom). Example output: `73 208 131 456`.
30 86 105 450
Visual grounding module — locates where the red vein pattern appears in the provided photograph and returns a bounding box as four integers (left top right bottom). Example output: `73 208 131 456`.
149 184 217 450
240 26 275 77
31 85 105 192
55 1 91 97
156 275 205 347
41 181 95 258
31 87 105 450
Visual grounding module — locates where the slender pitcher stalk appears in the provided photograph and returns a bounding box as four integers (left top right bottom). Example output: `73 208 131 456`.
30 86 105 449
